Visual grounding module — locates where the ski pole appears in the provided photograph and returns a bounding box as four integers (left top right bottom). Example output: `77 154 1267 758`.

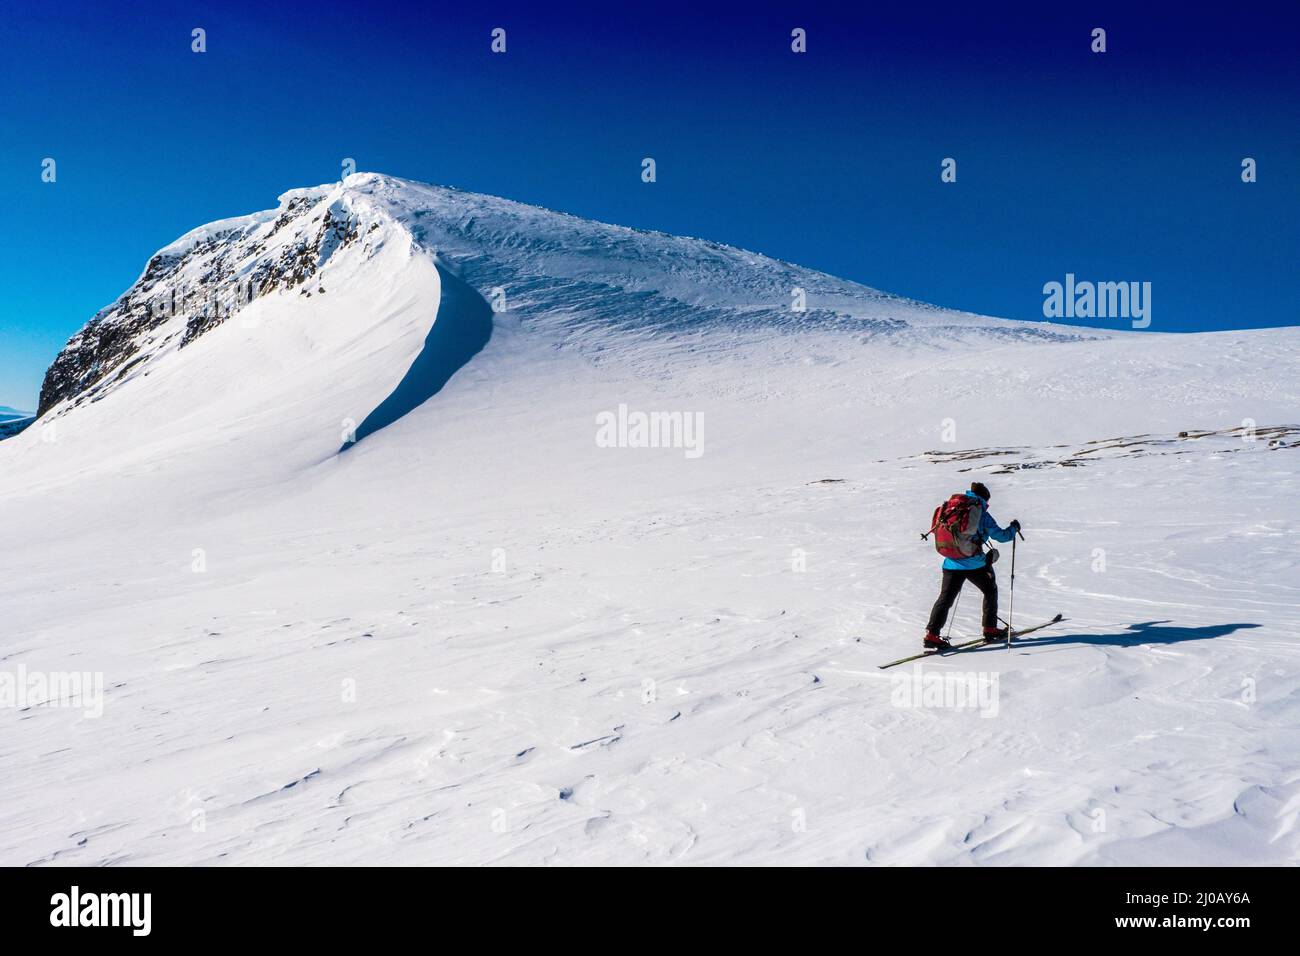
1006 534 1017 650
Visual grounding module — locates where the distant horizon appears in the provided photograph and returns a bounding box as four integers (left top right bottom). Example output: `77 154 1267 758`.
4 0 1298 409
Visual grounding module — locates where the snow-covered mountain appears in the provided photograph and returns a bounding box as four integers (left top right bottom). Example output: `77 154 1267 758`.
35 173 1099 435
2 174 1297 866
0 406 33 440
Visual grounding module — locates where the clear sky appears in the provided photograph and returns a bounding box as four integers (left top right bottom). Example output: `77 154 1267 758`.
2 0 1297 409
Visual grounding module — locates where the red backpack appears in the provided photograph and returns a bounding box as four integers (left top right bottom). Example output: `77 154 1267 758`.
924 493 984 559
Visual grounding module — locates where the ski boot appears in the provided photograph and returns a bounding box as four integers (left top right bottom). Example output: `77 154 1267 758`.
982 626 1011 643
923 631 953 651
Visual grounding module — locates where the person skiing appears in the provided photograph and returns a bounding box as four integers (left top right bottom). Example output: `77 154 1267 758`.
923 481 1021 650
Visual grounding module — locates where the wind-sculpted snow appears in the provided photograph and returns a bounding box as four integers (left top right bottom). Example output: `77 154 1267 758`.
378 176 1098 349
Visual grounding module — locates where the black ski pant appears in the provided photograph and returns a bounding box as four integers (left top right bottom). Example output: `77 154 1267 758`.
926 564 999 634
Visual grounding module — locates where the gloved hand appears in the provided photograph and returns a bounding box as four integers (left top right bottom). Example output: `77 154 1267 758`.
1009 519 1022 534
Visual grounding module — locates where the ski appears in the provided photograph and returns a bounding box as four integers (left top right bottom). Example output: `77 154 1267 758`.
876 613 1066 670
1002 612 1065 640
876 635 988 670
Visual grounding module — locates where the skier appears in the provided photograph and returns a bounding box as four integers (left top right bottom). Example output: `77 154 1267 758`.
923 481 1021 650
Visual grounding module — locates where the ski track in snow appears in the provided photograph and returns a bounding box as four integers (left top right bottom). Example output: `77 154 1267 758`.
1 174 1298 866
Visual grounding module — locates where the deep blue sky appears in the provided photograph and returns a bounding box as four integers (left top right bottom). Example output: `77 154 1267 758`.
2 0 1297 408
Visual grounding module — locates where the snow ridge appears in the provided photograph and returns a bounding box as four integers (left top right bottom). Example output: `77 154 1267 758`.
36 173 1105 420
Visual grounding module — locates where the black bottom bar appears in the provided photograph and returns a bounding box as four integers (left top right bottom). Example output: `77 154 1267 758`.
0 865 1287 943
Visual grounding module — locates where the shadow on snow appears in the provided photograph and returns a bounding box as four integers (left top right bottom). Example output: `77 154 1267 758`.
341 261 492 450
966 620 1262 654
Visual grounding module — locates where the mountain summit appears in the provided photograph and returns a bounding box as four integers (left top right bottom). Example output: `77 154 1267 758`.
37 173 1096 424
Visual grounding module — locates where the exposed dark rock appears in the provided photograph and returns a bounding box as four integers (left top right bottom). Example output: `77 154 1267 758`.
36 192 361 417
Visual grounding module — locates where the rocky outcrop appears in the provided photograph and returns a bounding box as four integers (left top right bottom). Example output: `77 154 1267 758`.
37 194 364 417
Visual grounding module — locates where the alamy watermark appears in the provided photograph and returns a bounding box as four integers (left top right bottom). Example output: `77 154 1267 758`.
595 403 703 459
890 667 1000 717
50 886 151 936
1 665 104 718
1042 273 1151 329
149 278 261 327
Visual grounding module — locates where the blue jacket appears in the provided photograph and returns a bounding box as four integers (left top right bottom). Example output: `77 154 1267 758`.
942 491 1017 570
